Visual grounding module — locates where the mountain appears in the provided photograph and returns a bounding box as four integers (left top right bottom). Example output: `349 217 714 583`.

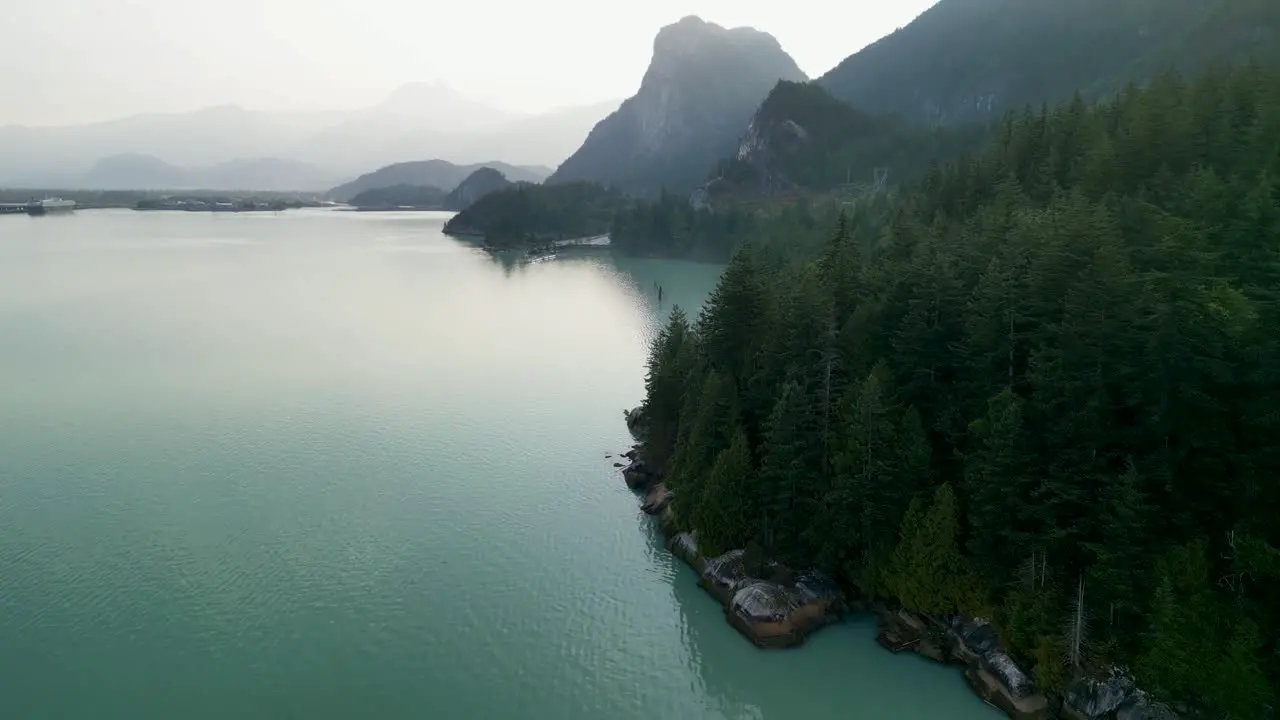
547 16 806 195
444 168 512 211
0 106 340 187
817 0 1280 125
0 85 618 189
348 184 448 209
82 153 341 191
328 160 549 202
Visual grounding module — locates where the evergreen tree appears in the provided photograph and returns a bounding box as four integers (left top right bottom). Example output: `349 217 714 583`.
755 380 824 562
885 483 974 616
828 362 903 589
640 306 692 472
696 428 754 555
964 387 1037 584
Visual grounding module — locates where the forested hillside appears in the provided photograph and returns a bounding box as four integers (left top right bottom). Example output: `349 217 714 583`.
817 0 1280 125
638 64 1280 716
348 184 447 209
609 191 844 261
715 81 990 196
441 181 623 247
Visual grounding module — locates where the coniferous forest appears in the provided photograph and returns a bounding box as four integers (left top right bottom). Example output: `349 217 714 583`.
638 65 1280 717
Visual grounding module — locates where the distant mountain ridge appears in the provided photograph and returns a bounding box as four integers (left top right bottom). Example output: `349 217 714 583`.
0 85 619 190
328 160 548 202
547 16 806 195
82 153 344 192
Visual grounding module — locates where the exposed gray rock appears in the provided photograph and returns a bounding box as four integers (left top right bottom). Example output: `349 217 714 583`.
670 531 698 559
1116 693 1178 720
1064 669 1179 720
724 570 843 648
621 459 658 491
547 16 807 194
731 581 794 623
640 482 673 515
792 569 842 607
1065 671 1137 719
949 615 1002 660
701 549 748 596
943 615 1046 718
983 650 1038 702
623 406 647 436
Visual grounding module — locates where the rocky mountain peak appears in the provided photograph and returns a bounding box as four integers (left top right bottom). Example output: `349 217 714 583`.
547 17 805 195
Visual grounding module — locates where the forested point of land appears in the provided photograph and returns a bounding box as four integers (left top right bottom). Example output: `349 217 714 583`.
638 64 1280 718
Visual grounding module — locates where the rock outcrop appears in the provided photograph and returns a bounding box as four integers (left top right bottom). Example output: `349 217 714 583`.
620 458 659 491
548 16 806 195
1063 670 1178 720
875 608 1049 719
640 482 673 515
616 406 842 649
671 543 844 649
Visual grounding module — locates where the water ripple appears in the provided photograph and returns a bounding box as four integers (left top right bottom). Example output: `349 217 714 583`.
0 210 999 720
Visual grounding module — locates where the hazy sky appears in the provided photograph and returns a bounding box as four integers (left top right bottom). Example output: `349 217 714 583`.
2 0 937 126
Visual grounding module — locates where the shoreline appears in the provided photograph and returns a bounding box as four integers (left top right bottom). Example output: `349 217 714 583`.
616 407 1174 720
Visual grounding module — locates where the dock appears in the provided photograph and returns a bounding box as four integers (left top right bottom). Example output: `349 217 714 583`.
0 203 33 215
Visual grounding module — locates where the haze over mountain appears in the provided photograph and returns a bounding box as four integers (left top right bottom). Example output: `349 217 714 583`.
79 153 346 192
0 2 938 127
0 83 619 190
547 16 807 195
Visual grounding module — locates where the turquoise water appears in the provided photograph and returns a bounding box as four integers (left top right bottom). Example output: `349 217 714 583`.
0 209 1000 719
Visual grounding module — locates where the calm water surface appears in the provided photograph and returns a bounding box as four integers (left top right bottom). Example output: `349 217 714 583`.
0 209 999 719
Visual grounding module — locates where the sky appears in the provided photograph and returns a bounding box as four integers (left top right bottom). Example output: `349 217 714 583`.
1 0 938 127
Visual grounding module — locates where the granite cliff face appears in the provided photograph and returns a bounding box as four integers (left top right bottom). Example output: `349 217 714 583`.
547 16 806 195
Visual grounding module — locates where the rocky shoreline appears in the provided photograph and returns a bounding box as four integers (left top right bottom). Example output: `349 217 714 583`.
617 406 1177 720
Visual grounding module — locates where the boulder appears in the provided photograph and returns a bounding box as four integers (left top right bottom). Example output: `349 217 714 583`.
623 406 647 436
700 549 749 604
1064 669 1179 720
658 504 679 536
726 570 844 649
621 459 659 491
1064 671 1137 720
874 605 929 655
946 616 1047 719
948 615 1001 662
1116 694 1178 720
640 483 674 515
668 531 703 571
732 581 794 623
792 569 842 610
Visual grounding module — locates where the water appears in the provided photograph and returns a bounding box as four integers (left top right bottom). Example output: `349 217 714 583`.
0 209 1000 719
